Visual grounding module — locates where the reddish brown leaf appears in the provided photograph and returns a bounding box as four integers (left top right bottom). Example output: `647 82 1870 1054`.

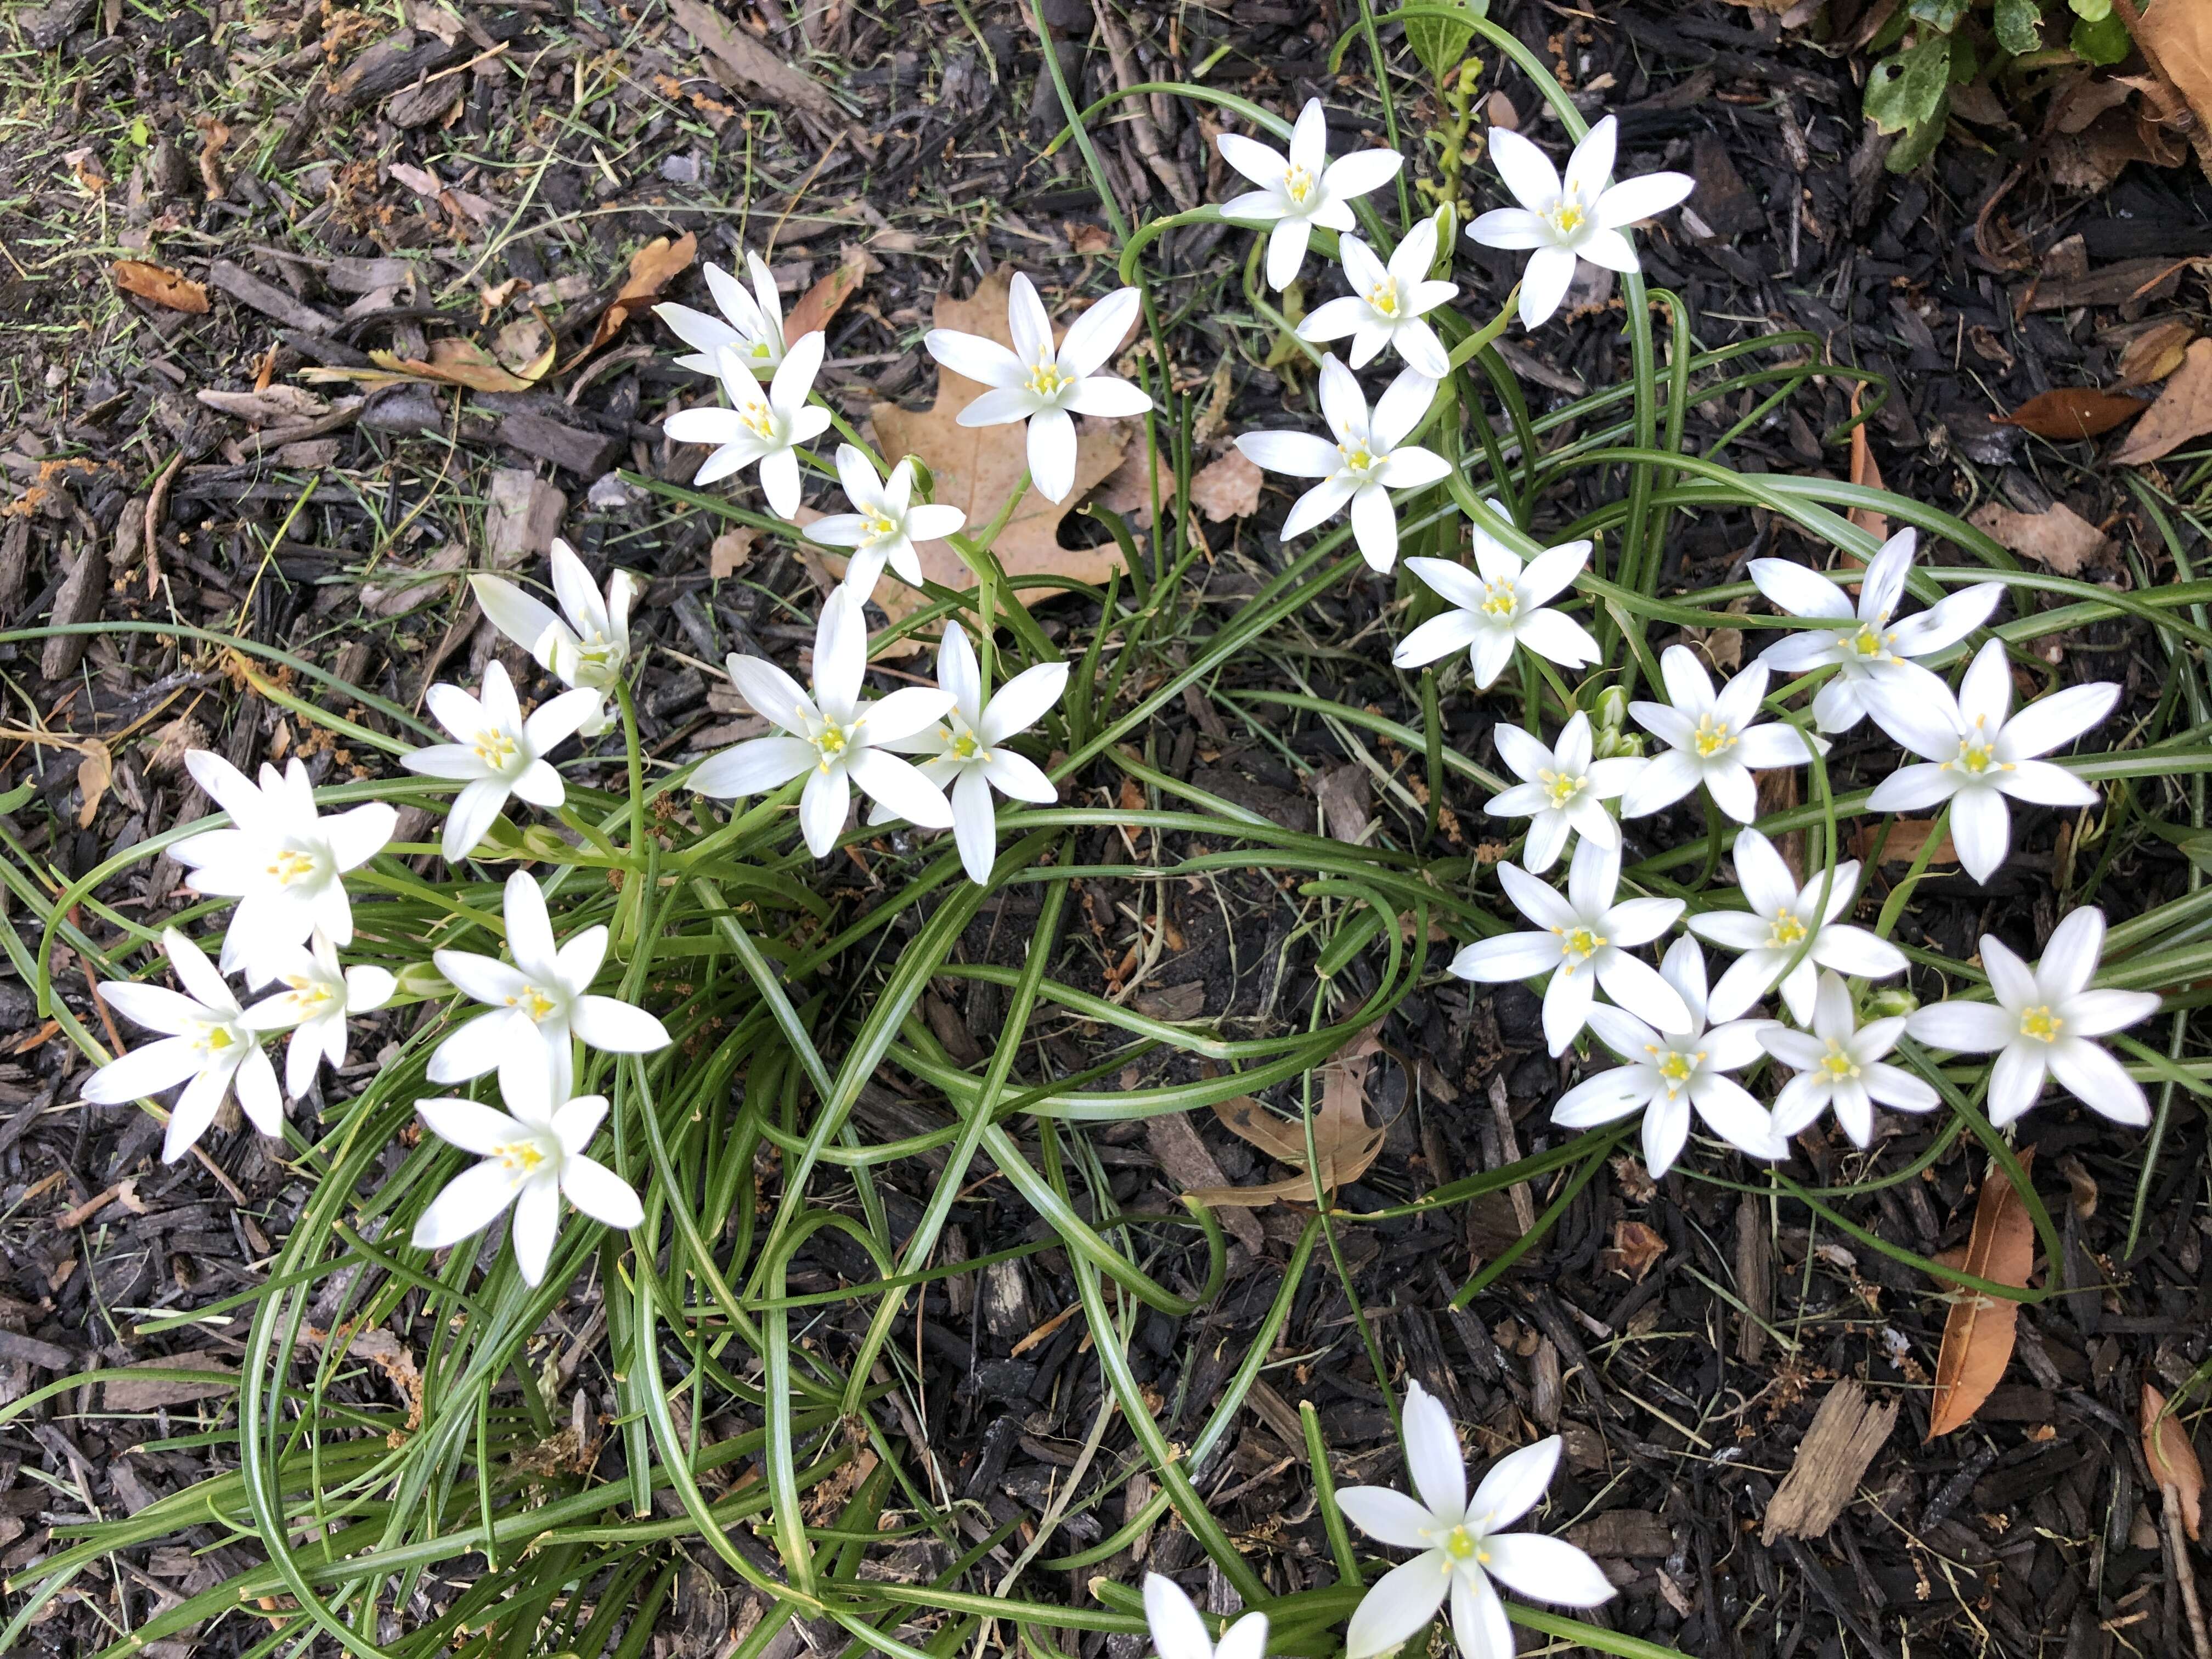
1995 387 2147 441
2143 1384 2204 1541
784 246 877 341
1851 817 1957 869
588 232 698 351
1928 1150 2036 1439
112 260 209 314
1847 383 1887 541
1600 1220 1668 1282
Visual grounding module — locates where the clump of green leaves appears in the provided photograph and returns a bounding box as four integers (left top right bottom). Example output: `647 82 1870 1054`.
1866 0 2134 172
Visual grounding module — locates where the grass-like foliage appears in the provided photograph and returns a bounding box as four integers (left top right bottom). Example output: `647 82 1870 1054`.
7 12 2212 1659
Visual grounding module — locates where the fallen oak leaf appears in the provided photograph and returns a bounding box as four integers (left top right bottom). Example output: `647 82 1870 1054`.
1188 448 1262 522
2142 1383 2204 1542
1995 386 2147 441
785 245 878 342
1184 1033 1386 1207
587 232 698 352
112 260 209 314
1968 500 2109 576
1927 1149 2035 1439
307 335 557 396
2114 337 2212 465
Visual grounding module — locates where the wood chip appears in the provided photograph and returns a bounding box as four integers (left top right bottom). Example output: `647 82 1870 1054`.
103 1351 241 1411
208 259 339 336
1762 1378 1899 1543
1144 1111 1265 1251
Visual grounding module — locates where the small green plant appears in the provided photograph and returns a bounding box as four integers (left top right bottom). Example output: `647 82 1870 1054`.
1866 0 2135 171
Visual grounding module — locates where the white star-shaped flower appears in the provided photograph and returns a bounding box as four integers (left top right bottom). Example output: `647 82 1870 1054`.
1906 906 2160 1128
1761 970 1938 1148
1142 1575 1267 1659
692 589 956 857
470 538 638 740
80 927 281 1164
1468 115 1694 330
654 251 789 376
413 1040 643 1288
1217 97 1404 291
240 932 395 1100
1338 1379 1612 1659
428 870 673 1103
1394 504 1600 687
1688 828 1907 1023
1296 212 1458 379
808 444 968 599
1234 356 1447 573
874 622 1066 884
1553 936 1785 1177
1750 529 2003 737
1622 646 1815 825
923 277 1151 503
1451 836 1689 1056
402 660 601 864
662 334 833 518
1484 712 1644 874
1865 640 2119 884
172 752 396 984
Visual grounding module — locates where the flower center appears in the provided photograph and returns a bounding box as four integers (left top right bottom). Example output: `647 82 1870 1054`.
1692 714 1736 759
2018 1004 2063 1043
495 1137 549 1175
1480 580 1519 619
951 730 984 762
1943 715 2008 778
1442 1525 1483 1562
1767 910 1808 950
815 723 858 769
1024 360 1073 400
1653 1048 1697 1087
506 984 560 1024
863 509 900 543
1539 768 1585 811
283 975 337 1015
189 1020 238 1058
736 394 778 441
1819 1041 1860 1082
1364 279 1402 318
1336 441 1375 477
1283 162 1317 206
1839 623 1894 662
266 847 319 887
1555 924 1605 967
472 727 519 770
1545 197 1588 237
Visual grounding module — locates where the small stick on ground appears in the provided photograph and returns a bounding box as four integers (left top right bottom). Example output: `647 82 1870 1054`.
2162 1481 2212 1659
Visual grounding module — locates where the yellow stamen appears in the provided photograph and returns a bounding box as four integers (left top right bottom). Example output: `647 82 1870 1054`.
1839 623 1895 662
1283 162 1316 205
1442 1525 1480 1561
1364 280 1401 318
1692 714 1735 759
1555 924 1605 967
1024 360 1072 400
505 985 559 1023
737 396 778 441
863 510 899 542
2018 1005 2062 1043
1336 441 1375 476
951 730 983 761
1539 768 1584 811
1547 199 1588 236
266 848 318 886
496 1138 548 1175
472 728 518 770
1819 1041 1860 1082
191 1022 236 1057
1480 580 1518 619
1767 911 1808 950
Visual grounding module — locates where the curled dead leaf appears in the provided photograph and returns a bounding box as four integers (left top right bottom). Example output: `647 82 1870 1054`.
2114 338 2212 465
1184 1033 1386 1208
2142 1383 2204 1541
1927 1150 2035 1440
113 260 209 314
2115 320 2196 390
1600 1219 1668 1282
75 741 112 828
1188 449 1263 523
785 245 878 341
587 232 698 352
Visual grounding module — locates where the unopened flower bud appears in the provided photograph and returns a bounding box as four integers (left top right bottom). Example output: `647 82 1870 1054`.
1865 986 1920 1020
396 961 454 1001
1594 685 1628 732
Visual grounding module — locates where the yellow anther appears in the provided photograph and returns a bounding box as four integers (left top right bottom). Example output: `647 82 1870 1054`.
506 985 559 1023
1767 911 1808 950
1655 1049 1695 1086
1556 924 1605 965
1548 200 1587 235
2018 1005 2063 1043
1365 281 1401 318
1539 768 1584 810
1024 361 1072 400
1480 581 1519 619
1283 163 1317 205
497 1139 548 1175
1692 714 1735 759
1819 1042 1860 1082
472 728 519 769
266 848 318 886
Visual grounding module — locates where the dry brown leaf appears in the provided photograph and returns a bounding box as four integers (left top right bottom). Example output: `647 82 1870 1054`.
1186 1034 1384 1207
75 741 112 828
1852 817 1957 869
2116 320 2196 389
113 260 209 314
1600 1219 1668 1282
2114 337 2212 465
2134 0 2212 182
1995 386 2147 440
865 269 1138 607
1968 501 2108 577
384 336 555 394
711 527 758 579
1847 383 1887 541
588 232 698 351
1189 449 1262 522
2142 1384 2204 1541
1927 1150 2036 1439
785 246 878 341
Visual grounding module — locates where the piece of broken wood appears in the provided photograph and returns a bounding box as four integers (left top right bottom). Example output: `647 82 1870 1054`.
1762 1378 1898 1544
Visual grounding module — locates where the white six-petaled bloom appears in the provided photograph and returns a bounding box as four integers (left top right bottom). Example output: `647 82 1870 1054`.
1906 906 2159 1128
923 276 1150 504
809 444 967 599
1865 639 2118 884
173 752 396 983
1451 836 1689 1056
1468 115 1695 331
662 334 832 518
654 252 789 376
1234 356 1446 573
428 870 673 1103
1688 828 1906 1023
241 932 395 1100
402 660 601 864
1623 646 1814 825
470 538 638 740
1296 213 1458 379
1552 936 1785 1177
692 589 956 857
81 927 282 1164
1485 712 1644 874
1217 96 1404 291
1395 505 1600 688
1760 970 1937 1148
1749 529 2002 737
412 1041 644 1288
1143 1574 1267 1659
873 622 1065 884
1338 1379 1612 1659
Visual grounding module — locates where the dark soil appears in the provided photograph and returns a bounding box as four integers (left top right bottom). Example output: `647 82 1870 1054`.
3 1 2211 1656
